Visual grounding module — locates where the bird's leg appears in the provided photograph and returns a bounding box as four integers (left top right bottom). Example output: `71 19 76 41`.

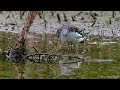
67 42 70 50
69 42 73 50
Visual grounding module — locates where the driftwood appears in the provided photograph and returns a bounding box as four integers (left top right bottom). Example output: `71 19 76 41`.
6 11 38 62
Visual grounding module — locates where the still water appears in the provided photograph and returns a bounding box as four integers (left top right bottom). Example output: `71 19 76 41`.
0 31 120 79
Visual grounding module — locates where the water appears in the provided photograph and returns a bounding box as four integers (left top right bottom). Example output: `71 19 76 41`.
0 31 120 79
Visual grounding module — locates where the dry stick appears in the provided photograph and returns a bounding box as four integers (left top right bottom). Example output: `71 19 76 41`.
15 11 38 49
9 44 13 49
32 46 39 53
21 11 38 40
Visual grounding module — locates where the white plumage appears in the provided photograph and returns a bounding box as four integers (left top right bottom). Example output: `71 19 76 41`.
56 25 84 43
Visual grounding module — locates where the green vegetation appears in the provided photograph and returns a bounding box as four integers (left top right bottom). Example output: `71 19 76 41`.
0 32 120 79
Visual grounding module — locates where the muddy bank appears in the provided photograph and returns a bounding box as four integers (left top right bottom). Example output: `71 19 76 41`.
0 11 120 36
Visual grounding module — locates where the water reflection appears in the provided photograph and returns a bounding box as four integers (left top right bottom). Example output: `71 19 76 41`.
58 60 81 76
31 63 37 79
11 62 25 79
0 31 120 79
24 63 60 79
10 57 83 78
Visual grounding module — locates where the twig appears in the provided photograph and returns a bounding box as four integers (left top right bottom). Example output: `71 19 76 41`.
9 44 13 49
32 46 39 53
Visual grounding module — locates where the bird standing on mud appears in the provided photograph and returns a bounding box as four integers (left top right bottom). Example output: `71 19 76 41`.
56 25 85 49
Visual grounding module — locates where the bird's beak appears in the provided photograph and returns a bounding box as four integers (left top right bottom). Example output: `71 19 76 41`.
79 41 84 43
